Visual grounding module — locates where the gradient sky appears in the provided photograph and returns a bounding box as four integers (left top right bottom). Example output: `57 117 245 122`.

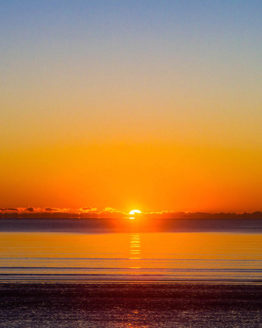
1 0 262 212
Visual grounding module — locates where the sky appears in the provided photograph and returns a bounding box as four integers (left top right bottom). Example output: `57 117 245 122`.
1 0 262 212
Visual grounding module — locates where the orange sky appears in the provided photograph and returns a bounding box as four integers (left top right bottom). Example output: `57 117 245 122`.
1 141 262 212
1 1 262 212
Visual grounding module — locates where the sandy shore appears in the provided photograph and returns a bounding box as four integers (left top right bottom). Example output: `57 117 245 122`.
1 282 262 327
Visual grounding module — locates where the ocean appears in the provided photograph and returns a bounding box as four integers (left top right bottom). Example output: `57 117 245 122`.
1 221 262 327
1 231 262 282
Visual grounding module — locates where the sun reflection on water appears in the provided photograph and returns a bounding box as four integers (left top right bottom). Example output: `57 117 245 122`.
129 233 141 261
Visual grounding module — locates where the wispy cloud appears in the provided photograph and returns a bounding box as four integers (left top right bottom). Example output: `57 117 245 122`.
0 208 262 220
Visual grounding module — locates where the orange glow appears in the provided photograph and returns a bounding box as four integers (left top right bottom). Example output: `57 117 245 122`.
1 143 262 212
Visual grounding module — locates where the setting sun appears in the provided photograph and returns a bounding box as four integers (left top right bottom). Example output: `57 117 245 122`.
128 209 142 220
129 209 142 215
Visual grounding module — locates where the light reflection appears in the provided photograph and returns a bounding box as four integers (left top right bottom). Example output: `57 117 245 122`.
129 233 141 261
126 309 142 328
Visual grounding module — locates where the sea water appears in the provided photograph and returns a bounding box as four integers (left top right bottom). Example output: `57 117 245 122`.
1 232 262 282
2 231 262 327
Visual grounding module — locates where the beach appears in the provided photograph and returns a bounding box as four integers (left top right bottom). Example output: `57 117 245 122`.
1 282 262 327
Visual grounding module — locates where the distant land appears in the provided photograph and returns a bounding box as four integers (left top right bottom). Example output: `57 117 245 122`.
0 209 262 233
1 207 262 220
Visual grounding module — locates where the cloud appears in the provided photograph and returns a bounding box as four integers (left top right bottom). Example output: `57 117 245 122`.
0 208 18 212
0 207 262 220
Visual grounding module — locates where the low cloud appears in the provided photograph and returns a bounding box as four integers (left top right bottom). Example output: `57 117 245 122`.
0 208 262 220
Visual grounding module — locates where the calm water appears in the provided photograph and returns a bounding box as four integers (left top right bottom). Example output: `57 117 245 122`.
1 232 262 282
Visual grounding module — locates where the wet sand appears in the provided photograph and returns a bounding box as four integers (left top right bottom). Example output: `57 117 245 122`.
1 282 262 327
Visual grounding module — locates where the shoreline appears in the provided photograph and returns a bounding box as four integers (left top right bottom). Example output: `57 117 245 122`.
2 274 262 285
2 281 262 305
1 282 262 327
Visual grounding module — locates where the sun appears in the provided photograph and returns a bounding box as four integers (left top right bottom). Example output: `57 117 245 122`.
128 209 142 220
129 209 142 215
